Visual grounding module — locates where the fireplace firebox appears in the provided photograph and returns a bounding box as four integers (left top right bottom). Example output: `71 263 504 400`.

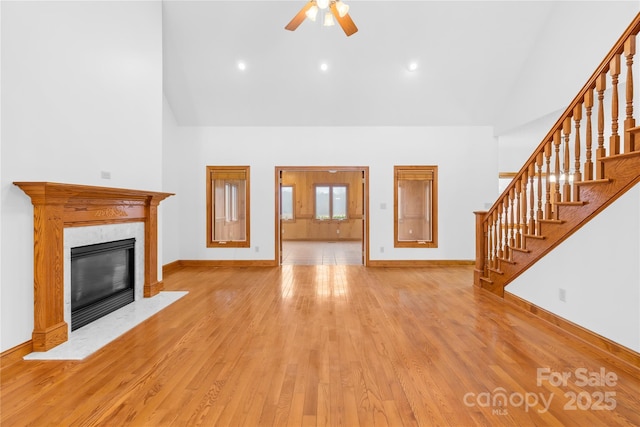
71 238 135 331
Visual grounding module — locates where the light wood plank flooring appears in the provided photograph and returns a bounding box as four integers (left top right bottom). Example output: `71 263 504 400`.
282 241 363 265
2 265 639 426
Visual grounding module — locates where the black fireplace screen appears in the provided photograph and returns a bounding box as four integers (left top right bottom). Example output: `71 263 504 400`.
71 238 135 331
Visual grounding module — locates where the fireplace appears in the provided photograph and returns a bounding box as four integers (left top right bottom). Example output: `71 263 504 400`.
71 238 136 331
13 181 173 351
64 222 146 335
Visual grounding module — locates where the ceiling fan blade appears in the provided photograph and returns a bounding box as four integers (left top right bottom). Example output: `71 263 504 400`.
330 3 358 37
285 2 314 31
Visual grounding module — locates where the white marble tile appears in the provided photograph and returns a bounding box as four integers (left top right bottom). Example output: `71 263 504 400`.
24 291 187 361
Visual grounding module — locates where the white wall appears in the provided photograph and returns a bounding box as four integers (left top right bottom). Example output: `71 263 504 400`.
0 1 163 352
0 0 3 354
162 96 183 265
496 110 561 173
507 184 640 352
161 121 499 263
495 2 638 134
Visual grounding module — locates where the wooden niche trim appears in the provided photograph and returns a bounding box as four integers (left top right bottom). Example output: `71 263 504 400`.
13 182 173 352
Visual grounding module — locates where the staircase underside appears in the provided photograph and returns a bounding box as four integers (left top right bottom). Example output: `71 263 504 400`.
480 151 640 297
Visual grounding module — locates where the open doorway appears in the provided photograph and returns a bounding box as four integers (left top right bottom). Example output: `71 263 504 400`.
275 166 369 266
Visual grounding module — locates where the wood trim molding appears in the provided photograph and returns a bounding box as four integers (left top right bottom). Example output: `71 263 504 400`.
275 166 370 267
178 260 278 268
367 260 474 267
505 291 640 373
281 238 363 242
163 259 277 273
13 182 173 351
393 165 439 249
163 260 183 276
166 260 474 270
0 341 33 371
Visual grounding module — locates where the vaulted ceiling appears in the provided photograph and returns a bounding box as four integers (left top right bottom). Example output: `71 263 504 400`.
162 1 638 131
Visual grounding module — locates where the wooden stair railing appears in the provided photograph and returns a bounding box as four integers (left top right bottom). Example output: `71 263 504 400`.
475 12 640 297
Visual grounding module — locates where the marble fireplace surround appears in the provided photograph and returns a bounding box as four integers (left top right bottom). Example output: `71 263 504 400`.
64 222 146 332
14 182 173 352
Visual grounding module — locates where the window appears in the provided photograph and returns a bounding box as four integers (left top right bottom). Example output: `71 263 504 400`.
315 185 347 220
225 183 238 222
281 185 294 221
394 166 438 248
206 166 250 247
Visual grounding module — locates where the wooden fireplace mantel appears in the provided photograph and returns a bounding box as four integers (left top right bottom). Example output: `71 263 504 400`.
14 181 174 351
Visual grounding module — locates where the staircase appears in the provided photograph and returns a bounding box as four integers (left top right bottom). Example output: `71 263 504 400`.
474 12 640 297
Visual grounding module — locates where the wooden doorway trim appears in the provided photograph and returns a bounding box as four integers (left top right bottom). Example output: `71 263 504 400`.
274 166 369 266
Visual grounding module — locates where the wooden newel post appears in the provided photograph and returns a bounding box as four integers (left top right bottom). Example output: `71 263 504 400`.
473 211 488 287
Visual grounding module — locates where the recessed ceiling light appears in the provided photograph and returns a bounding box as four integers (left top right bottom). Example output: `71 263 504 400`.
408 62 418 72
320 62 329 72
237 61 247 71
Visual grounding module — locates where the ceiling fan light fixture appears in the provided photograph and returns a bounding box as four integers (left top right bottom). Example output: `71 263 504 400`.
335 1 349 18
305 5 319 21
285 0 357 37
323 12 335 27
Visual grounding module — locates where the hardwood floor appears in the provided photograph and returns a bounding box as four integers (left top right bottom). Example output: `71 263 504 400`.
281 241 362 265
2 265 639 426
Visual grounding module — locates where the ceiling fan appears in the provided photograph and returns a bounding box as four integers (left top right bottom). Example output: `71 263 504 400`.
285 0 358 37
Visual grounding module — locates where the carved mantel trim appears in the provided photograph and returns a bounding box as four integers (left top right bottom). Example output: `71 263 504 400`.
14 182 173 352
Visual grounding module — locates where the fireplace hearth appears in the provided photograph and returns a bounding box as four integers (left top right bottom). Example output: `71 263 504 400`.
71 238 135 331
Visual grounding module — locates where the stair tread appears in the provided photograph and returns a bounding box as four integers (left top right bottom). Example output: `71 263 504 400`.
510 246 530 253
524 234 545 240
556 201 587 206
498 256 516 265
539 219 565 224
600 150 640 161
574 179 612 186
488 267 503 275
479 276 493 284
